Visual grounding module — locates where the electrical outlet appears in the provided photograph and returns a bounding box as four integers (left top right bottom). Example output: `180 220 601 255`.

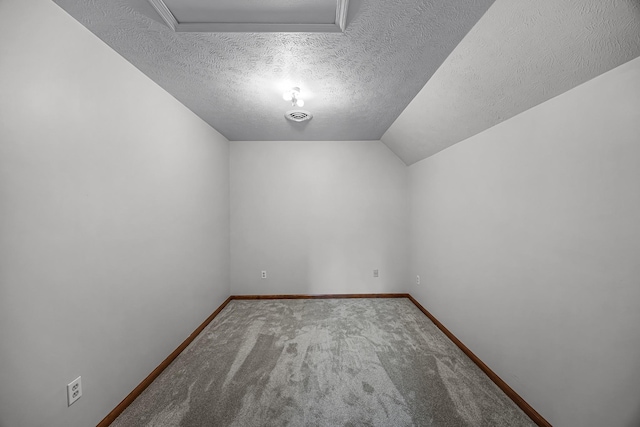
261 270 267 279
67 376 82 406
416 275 420 285
373 269 379 278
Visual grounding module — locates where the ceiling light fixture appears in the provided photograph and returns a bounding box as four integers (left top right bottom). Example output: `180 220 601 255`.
283 87 305 107
283 87 312 122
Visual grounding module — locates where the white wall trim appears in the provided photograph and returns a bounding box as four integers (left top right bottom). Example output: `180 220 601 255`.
147 0 178 31
336 0 350 32
175 22 344 33
147 0 349 33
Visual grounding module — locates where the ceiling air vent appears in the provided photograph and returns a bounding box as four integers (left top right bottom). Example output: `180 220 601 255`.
285 110 313 122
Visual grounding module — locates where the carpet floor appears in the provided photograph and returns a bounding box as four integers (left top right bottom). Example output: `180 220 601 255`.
111 298 535 426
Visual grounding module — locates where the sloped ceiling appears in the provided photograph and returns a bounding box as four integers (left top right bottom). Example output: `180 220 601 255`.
383 0 640 164
52 0 640 165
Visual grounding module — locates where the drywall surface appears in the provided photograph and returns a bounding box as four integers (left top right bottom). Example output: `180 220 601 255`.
383 0 640 165
0 1 229 426
231 140 408 295
408 56 640 427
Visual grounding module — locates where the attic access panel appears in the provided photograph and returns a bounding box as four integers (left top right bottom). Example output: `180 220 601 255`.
148 0 349 32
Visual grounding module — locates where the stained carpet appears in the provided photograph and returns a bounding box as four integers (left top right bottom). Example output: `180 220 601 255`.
111 298 535 426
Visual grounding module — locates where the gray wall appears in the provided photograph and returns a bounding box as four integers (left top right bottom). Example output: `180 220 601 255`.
408 56 640 427
230 140 408 295
0 1 230 426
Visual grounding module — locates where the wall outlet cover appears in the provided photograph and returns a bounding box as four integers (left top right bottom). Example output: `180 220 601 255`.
67 376 82 406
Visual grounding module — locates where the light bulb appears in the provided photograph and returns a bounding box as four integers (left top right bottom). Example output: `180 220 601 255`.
296 99 304 107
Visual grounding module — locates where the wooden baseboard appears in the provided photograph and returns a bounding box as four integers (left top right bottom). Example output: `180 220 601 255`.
97 293 404 426
406 295 552 427
98 292 551 427
231 293 410 300
96 296 232 427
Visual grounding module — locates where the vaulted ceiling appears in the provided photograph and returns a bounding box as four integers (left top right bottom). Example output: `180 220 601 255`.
53 0 640 165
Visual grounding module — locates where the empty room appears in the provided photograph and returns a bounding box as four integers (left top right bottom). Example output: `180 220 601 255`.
1 0 639 426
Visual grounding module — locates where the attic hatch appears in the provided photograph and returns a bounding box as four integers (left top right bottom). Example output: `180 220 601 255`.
148 0 349 33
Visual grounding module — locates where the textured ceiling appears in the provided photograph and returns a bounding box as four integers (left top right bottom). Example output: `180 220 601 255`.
52 0 495 142
383 0 640 165
52 0 640 164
